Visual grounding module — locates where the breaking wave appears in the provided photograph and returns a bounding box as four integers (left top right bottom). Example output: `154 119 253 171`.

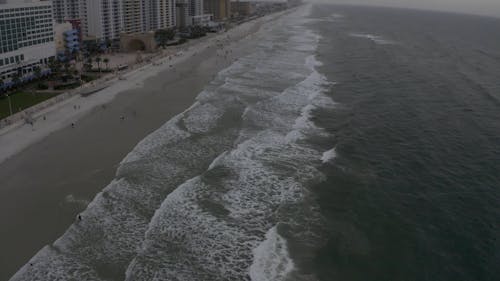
11 5 333 281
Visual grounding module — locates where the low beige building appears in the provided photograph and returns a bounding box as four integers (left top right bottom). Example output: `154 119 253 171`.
120 32 158 53
231 1 254 17
204 0 231 21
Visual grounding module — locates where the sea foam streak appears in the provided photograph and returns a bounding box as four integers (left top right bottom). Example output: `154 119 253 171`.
321 148 337 163
349 33 396 45
249 226 294 281
11 5 333 281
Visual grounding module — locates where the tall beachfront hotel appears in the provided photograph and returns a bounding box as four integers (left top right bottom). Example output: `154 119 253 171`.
50 0 178 41
0 0 55 86
51 0 80 23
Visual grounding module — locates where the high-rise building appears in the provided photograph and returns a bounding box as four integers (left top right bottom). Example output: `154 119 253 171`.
51 0 80 23
204 0 230 21
66 0 177 41
176 0 191 28
122 0 143 33
176 0 204 28
149 0 176 30
0 0 56 85
80 0 123 41
189 0 203 18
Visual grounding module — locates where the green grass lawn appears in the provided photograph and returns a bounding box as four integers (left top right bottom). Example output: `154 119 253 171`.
0 91 61 120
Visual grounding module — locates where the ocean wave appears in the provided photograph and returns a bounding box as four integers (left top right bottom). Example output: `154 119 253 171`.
321 147 337 163
11 5 333 281
249 226 295 281
349 32 397 45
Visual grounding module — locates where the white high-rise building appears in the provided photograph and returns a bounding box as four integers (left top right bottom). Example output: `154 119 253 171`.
0 0 56 85
51 0 80 23
150 0 176 30
122 0 144 33
189 0 203 18
80 0 123 41
176 0 204 28
66 0 177 41
120 0 176 33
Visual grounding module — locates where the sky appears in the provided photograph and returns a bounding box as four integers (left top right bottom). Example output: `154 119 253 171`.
308 0 500 18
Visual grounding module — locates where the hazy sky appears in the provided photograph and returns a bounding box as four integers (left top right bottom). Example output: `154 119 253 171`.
308 0 500 17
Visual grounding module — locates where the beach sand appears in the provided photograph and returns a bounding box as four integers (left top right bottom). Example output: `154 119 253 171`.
0 12 280 279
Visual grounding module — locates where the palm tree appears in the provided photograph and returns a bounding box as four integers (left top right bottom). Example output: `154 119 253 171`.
105 39 112 49
63 62 72 78
0 78 4 91
155 29 169 48
95 57 102 72
12 73 21 87
33 66 42 79
155 28 176 49
166 28 176 41
83 62 92 72
103 58 110 70
48 58 61 78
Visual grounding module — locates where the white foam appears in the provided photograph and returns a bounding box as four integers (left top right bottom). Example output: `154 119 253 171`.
183 102 224 134
321 147 337 163
349 33 396 45
123 12 333 279
121 114 191 164
64 194 90 208
208 150 228 170
11 5 335 280
249 226 295 281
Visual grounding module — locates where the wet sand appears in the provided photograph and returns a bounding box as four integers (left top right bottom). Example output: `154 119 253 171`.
0 17 268 279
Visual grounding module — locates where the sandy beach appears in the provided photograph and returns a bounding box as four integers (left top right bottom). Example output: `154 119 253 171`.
0 11 284 279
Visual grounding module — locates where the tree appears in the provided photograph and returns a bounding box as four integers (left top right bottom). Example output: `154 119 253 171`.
167 28 176 41
0 78 4 93
105 39 112 49
33 66 42 79
48 58 62 78
155 29 169 48
155 28 176 48
103 58 110 70
64 50 72 61
95 56 102 72
63 62 72 77
191 26 206 38
83 63 92 72
12 72 21 86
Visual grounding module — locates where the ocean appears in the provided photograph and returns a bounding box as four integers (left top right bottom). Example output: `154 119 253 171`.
10 4 500 281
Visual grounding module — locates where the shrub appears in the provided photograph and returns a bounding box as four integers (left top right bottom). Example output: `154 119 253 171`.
37 83 49 90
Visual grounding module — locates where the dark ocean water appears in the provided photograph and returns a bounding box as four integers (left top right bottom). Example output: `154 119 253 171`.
310 5 500 281
10 4 500 281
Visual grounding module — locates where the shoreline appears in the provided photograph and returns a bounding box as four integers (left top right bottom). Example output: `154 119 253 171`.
0 10 285 165
0 10 288 280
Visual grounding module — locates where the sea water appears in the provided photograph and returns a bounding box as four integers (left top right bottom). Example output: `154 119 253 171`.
11 4 500 281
